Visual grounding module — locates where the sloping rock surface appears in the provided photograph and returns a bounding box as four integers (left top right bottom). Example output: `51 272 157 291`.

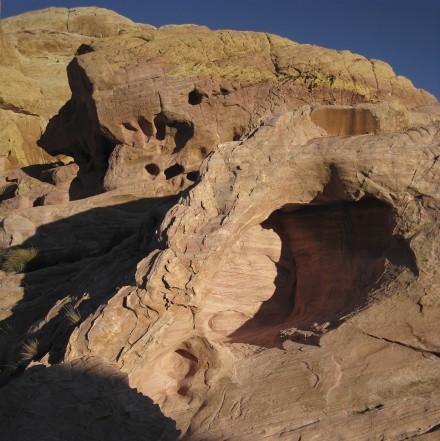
0 7 439 441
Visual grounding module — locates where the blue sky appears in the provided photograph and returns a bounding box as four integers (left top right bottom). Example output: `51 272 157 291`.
3 0 440 100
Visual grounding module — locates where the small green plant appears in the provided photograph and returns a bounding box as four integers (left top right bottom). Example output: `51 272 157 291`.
63 304 81 325
2 246 38 273
20 338 39 362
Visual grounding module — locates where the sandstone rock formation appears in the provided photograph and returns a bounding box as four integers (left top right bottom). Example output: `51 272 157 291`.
0 7 152 173
39 23 438 197
0 7 440 441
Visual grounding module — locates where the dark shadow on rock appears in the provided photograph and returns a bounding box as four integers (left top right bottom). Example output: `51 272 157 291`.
0 194 178 382
0 356 180 441
229 197 418 348
21 162 65 182
37 57 119 201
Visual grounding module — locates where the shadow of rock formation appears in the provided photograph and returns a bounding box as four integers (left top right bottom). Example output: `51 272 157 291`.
0 195 177 379
0 356 180 441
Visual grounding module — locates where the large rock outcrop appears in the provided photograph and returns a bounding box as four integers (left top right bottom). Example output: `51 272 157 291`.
39 21 439 197
0 7 153 172
56 107 439 439
0 7 439 441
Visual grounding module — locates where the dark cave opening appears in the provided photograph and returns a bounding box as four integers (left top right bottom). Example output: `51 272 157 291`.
186 171 198 182
154 113 167 141
153 113 194 151
138 117 154 137
172 121 194 152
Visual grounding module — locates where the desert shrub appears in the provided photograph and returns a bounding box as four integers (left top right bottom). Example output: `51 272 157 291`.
2 246 38 273
20 338 39 362
63 304 81 325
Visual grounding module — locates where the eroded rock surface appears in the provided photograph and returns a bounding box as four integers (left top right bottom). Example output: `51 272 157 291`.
39 21 439 196
0 7 439 441
0 7 152 172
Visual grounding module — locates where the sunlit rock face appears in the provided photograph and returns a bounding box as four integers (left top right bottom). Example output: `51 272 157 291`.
0 7 440 441
38 17 438 197
61 110 440 439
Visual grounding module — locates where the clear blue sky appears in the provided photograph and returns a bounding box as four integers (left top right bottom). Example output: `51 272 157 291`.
3 0 440 100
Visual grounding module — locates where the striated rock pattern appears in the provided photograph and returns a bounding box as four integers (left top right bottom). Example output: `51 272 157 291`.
0 7 440 441
57 107 439 439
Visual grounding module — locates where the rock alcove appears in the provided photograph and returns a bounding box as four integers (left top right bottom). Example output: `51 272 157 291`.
207 197 416 347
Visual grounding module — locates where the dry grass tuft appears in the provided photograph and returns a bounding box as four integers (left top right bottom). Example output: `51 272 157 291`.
2 246 38 273
0 323 16 335
63 304 81 326
20 338 39 362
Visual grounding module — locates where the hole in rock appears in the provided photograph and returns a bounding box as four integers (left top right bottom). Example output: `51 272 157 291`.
75 43 94 55
188 89 205 105
164 164 185 180
172 121 194 152
153 113 194 151
138 117 154 137
214 198 416 348
145 163 160 176
311 108 378 136
33 196 44 207
154 113 167 141
186 171 198 182
177 385 190 396
122 122 138 132
175 349 199 378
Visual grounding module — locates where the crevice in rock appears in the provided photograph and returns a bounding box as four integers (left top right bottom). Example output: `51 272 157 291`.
233 127 245 141
0 100 40 117
425 423 440 433
363 332 440 358
122 122 138 132
356 403 384 414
